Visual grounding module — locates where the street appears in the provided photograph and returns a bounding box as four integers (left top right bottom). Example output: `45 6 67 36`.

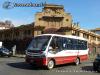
0 57 99 75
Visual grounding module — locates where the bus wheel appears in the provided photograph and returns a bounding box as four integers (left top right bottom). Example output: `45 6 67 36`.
75 58 80 66
47 60 55 70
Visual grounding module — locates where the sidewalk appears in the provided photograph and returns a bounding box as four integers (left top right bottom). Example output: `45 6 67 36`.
13 54 26 58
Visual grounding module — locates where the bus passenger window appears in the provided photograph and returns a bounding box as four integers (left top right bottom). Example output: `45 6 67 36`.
63 43 66 48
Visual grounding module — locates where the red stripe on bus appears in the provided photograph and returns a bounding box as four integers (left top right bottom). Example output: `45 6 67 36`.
48 54 88 65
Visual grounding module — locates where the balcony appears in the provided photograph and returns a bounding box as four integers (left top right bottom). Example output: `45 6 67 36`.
43 13 64 18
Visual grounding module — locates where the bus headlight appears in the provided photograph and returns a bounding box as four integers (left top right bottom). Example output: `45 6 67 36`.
25 50 29 55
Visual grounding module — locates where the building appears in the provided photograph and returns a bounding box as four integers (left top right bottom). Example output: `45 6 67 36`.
91 28 100 35
0 20 14 30
34 4 72 34
0 23 34 54
34 4 100 54
0 4 100 54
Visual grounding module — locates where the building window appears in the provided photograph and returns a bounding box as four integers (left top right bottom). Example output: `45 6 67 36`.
5 33 10 39
39 18 42 21
91 36 96 41
66 19 69 21
37 31 41 35
24 30 31 35
97 38 100 41
73 31 80 36
83 33 89 39
15 32 19 38
27 30 31 35
93 36 96 41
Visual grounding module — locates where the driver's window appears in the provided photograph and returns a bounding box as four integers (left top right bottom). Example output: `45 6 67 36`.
49 36 62 53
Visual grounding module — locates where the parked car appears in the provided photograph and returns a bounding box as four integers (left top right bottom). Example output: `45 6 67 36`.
0 47 12 57
93 54 100 72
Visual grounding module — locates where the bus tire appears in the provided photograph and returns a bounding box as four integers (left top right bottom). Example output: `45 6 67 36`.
47 60 55 70
75 58 80 66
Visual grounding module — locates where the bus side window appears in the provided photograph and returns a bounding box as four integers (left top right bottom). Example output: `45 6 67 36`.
62 38 68 50
77 40 87 50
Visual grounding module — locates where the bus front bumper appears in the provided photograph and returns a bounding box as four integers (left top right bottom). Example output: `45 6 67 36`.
25 56 47 66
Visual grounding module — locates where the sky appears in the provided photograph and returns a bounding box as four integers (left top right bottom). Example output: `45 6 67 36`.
0 0 100 30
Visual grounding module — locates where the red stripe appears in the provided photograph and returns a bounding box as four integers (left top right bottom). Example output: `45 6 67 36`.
80 55 88 61
48 54 88 65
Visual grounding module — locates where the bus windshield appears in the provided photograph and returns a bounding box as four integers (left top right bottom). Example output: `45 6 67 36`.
27 35 51 51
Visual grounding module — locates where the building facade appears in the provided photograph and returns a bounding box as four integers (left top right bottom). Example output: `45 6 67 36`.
0 20 14 30
91 28 100 35
0 4 100 54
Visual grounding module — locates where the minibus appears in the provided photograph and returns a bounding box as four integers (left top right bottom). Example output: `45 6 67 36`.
25 34 88 69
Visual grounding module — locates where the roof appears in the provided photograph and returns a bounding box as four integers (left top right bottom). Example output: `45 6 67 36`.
95 28 100 31
91 28 100 31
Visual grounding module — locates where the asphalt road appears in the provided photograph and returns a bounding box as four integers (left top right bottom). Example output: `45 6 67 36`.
0 57 99 75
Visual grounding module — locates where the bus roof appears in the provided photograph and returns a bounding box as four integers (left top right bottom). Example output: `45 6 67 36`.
37 34 87 41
